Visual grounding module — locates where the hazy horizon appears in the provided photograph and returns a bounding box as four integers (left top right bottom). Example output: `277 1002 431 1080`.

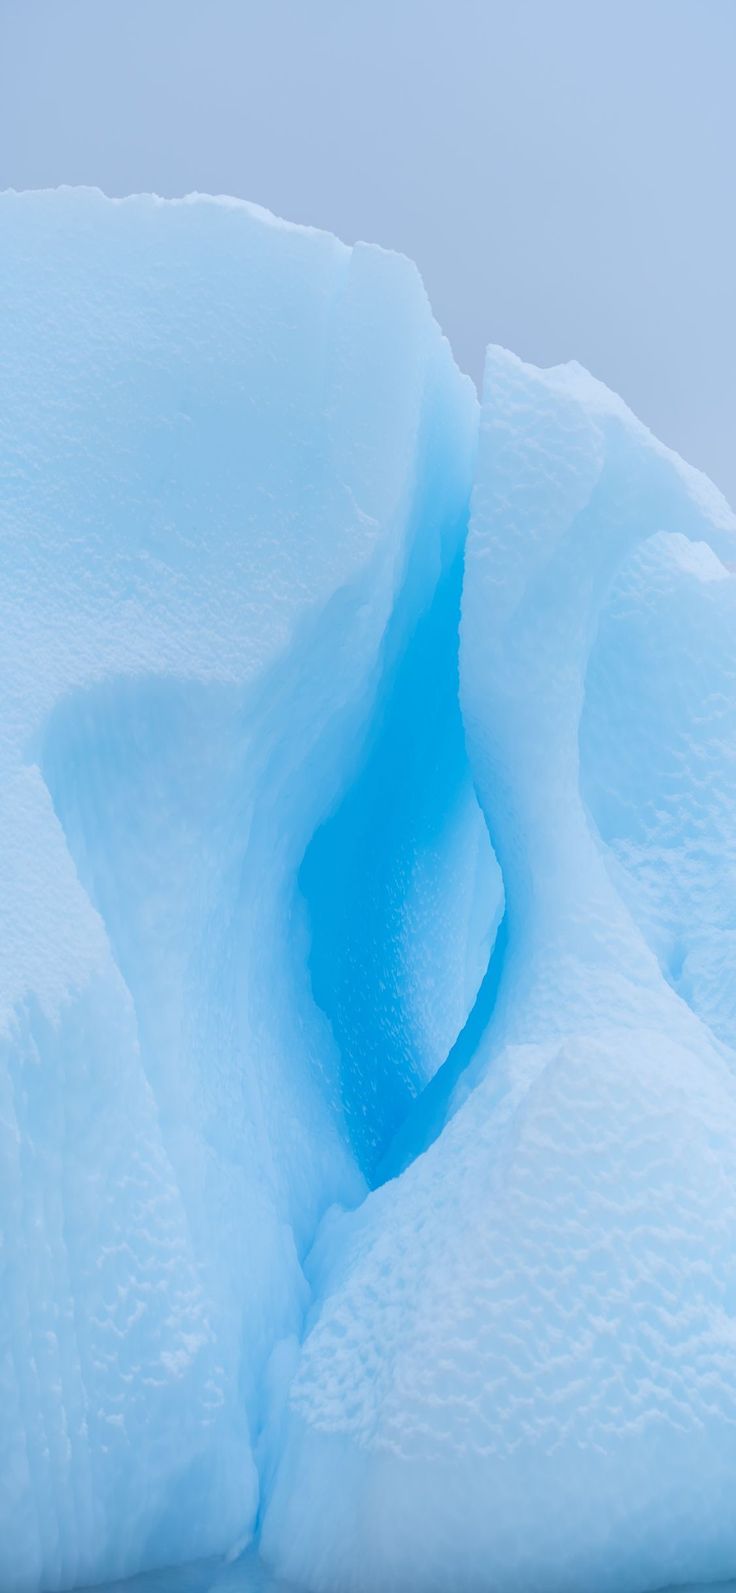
2 0 734 500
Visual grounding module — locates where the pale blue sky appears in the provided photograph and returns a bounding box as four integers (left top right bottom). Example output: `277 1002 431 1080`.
1 0 734 500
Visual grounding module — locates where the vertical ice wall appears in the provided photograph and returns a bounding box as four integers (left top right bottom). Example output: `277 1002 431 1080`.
0 189 478 1592
262 351 736 1593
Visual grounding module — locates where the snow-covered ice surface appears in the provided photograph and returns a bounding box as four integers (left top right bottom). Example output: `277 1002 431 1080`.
3 189 736 1593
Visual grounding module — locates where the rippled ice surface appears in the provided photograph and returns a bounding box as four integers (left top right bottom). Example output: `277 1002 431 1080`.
83 1562 736 1593
87 1553 297 1592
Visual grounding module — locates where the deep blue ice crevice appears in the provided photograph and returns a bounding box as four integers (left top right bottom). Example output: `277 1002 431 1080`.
293 299 504 1189
299 524 502 1186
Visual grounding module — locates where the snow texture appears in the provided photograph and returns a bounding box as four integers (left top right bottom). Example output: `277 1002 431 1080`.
2 189 736 1593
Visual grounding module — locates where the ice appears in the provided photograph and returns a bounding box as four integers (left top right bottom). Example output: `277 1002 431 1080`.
0 189 479 1591
82 1569 736 1593
5 190 736 1593
261 351 736 1593
580 528 736 1054
299 535 501 1182
85 1548 296 1593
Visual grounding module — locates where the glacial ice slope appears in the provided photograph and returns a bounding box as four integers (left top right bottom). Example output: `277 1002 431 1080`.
0 189 480 1593
262 350 736 1593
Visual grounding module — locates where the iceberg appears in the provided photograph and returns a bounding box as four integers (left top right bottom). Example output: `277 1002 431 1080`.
2 188 736 1593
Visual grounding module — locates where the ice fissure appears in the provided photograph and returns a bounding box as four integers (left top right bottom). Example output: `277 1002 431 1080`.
300 533 502 1187
3 189 736 1593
